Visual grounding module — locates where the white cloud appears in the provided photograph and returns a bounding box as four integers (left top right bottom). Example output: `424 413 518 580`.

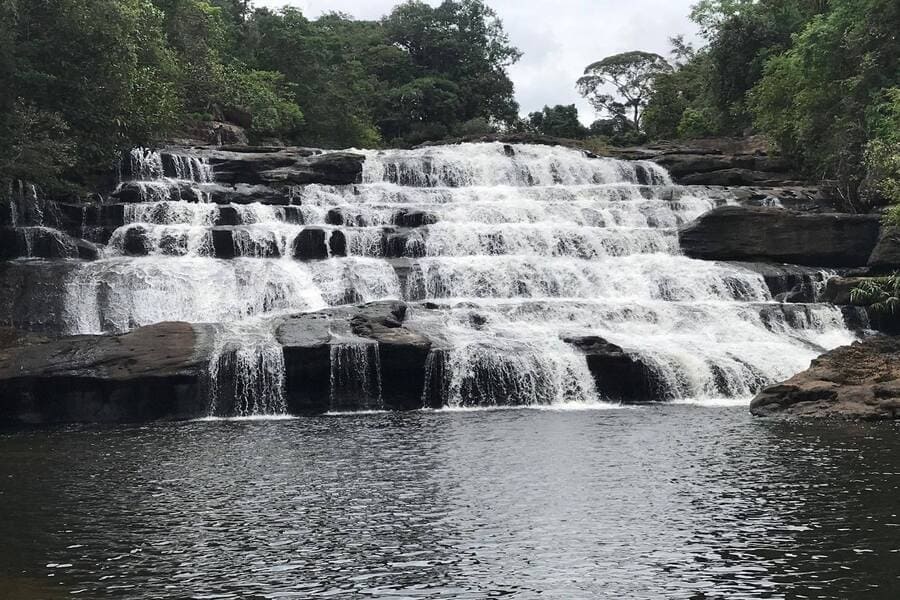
252 0 700 124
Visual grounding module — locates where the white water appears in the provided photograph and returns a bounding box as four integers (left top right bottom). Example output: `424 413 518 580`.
329 341 384 411
40 142 859 410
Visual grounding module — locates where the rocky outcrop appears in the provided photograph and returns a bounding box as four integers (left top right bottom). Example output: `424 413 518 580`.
0 322 216 425
562 335 662 403
867 226 900 272
750 335 900 419
275 301 432 413
0 301 435 423
679 206 882 267
195 147 364 186
0 227 99 260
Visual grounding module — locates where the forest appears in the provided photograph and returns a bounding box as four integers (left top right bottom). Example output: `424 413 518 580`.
1 0 898 207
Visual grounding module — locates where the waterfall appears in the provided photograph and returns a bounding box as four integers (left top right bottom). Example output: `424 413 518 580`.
208 324 288 417
329 341 383 411
8 141 861 412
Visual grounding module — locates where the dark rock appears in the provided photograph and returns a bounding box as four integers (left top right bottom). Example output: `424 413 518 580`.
679 206 882 267
121 225 150 256
562 335 662 403
750 335 900 419
326 208 344 226
679 168 781 186
293 228 328 260
199 147 364 186
329 230 347 257
0 322 216 425
0 261 78 333
215 206 240 226
211 228 236 259
223 106 253 130
393 209 438 228
0 227 98 260
276 301 432 413
821 277 864 305
867 226 900 272
503 144 515 157
206 183 292 205
726 262 832 303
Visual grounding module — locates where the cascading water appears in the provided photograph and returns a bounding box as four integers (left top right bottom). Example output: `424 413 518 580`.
207 323 288 417
12 142 861 412
329 341 384 411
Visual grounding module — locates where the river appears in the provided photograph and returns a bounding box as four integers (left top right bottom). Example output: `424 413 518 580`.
1 404 898 599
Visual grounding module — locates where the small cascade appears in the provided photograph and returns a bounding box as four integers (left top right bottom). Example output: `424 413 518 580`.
117 148 213 203
208 325 288 417
329 341 383 411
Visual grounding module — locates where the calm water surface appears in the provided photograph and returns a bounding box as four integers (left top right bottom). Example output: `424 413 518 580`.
1 404 899 599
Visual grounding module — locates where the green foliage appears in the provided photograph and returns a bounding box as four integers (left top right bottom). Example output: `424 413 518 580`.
1 0 520 190
851 276 900 315
577 51 672 131
749 0 900 203
866 88 900 219
527 105 587 139
222 66 304 137
2 0 180 186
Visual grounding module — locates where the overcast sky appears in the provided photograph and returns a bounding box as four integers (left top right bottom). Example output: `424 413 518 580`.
253 0 701 124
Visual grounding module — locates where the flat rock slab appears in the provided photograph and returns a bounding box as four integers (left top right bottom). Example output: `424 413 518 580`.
0 322 216 424
679 206 882 267
750 335 900 419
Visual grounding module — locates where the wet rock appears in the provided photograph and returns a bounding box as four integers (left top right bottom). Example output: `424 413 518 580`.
0 261 78 333
750 335 900 420
393 209 438 228
199 148 363 186
867 226 900 272
0 227 98 260
726 262 833 303
276 301 432 413
562 335 662 403
679 206 881 267
293 228 328 260
0 322 216 425
206 183 292 206
211 228 236 259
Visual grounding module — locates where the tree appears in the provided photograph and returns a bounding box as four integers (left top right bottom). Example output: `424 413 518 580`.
383 0 522 138
527 105 587 139
577 51 671 131
750 0 900 206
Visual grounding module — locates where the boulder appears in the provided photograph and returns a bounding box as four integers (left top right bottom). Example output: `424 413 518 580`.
867 226 900 272
750 335 900 419
561 335 662 403
292 228 346 260
679 206 882 267
0 322 216 424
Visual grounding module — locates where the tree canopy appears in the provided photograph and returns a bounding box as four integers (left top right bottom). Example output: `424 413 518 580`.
0 0 522 192
577 51 671 131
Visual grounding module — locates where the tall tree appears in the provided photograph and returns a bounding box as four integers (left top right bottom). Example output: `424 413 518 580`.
577 51 671 131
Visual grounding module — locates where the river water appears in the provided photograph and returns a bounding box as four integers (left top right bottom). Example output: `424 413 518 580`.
1 404 898 599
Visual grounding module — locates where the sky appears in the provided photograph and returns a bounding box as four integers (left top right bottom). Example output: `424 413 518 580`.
253 0 702 124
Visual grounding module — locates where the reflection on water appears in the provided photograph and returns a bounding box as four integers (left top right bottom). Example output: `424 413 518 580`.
1 406 900 599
